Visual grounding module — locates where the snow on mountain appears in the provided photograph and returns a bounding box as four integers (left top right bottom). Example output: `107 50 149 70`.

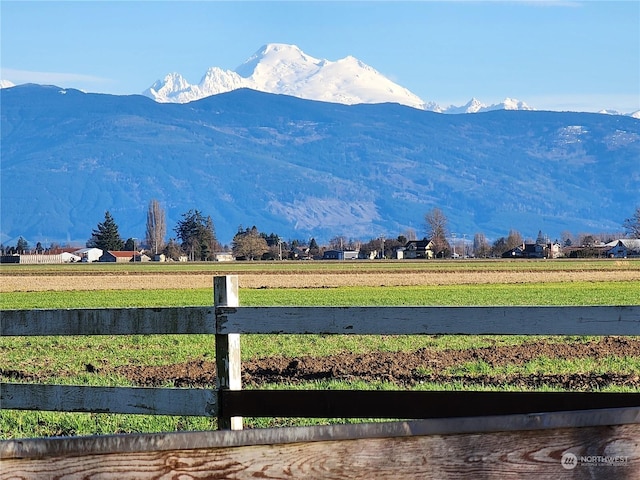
144 43 542 113
144 43 427 109
437 98 486 114
144 43 637 117
499 97 534 111
433 97 534 114
0 80 15 89
600 108 640 120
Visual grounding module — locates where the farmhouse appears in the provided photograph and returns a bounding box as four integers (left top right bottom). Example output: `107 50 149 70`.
605 239 640 258
403 239 435 259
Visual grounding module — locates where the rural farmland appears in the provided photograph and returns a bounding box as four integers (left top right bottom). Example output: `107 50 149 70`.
1 259 639 438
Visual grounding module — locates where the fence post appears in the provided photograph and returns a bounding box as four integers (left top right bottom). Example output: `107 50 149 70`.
214 275 243 430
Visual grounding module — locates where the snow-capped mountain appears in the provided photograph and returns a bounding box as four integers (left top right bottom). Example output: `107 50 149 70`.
434 97 533 114
144 44 638 116
144 43 427 110
144 43 537 113
600 108 640 119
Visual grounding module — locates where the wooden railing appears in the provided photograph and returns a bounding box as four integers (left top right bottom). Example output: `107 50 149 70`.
2 275 639 431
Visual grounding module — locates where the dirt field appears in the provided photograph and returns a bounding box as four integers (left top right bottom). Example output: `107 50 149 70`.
4 337 638 391
2 268 640 291
2 336 631 390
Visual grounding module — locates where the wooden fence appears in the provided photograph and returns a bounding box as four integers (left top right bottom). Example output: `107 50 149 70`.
1 275 640 478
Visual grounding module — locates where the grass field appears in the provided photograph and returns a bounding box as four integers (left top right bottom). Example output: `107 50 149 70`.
1 259 639 438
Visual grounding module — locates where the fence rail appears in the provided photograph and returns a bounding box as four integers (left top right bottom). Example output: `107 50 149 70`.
1 276 639 430
2 305 638 337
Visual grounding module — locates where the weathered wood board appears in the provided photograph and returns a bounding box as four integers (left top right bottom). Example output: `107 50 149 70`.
2 409 639 480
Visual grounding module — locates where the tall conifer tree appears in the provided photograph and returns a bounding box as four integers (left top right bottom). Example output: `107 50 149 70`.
88 211 124 250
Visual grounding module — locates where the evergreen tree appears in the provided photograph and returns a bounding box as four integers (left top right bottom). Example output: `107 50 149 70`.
174 209 219 261
16 236 29 254
87 211 124 250
124 238 137 251
536 230 547 245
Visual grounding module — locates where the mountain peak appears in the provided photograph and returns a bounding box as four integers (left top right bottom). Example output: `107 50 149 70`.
141 44 544 114
144 44 426 109
235 43 318 78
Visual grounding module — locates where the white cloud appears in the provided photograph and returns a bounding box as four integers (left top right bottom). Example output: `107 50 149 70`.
0 68 111 86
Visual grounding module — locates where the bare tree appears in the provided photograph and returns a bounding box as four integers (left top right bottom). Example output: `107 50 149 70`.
560 230 575 247
473 232 490 258
425 208 449 258
623 206 640 238
506 229 523 250
232 226 269 260
145 199 166 255
328 235 349 250
403 228 417 241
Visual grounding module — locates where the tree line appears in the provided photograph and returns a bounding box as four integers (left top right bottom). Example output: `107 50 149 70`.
3 202 639 260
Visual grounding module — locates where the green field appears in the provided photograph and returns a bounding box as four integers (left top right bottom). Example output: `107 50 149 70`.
1 259 639 438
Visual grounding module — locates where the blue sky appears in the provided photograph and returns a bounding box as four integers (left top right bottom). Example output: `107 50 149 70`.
2 1 639 113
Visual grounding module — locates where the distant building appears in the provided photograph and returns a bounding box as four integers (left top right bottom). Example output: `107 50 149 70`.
74 248 103 263
403 239 434 259
322 250 359 260
3 253 81 264
99 251 135 263
0 255 20 264
504 242 563 259
213 252 234 262
605 239 640 258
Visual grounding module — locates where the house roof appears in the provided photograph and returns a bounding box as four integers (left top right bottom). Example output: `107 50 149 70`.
74 247 103 254
606 239 640 250
405 239 433 249
105 251 136 258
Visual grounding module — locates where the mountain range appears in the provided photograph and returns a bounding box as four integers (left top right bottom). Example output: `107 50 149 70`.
1 83 639 247
2 44 637 118
144 43 539 115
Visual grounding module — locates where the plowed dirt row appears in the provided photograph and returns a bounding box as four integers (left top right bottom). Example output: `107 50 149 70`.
6 337 636 391
2 269 640 291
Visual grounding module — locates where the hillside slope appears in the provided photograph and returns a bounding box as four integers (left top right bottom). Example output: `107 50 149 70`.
1 84 639 245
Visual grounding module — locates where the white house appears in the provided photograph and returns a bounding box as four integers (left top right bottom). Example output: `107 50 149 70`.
74 248 103 262
605 239 640 258
213 252 234 262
